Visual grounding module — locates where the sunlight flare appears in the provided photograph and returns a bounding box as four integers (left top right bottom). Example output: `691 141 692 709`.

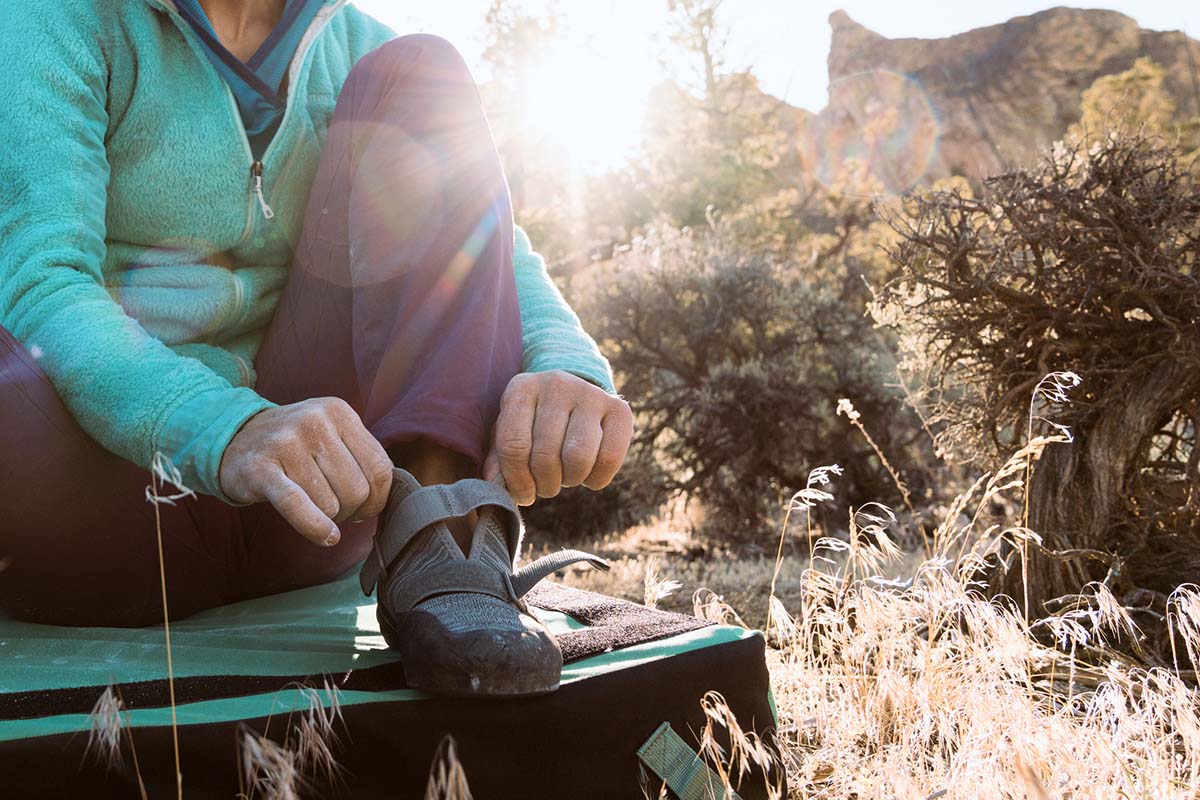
514 39 652 173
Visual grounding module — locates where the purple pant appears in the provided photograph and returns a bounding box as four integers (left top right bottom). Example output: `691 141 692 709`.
0 36 523 626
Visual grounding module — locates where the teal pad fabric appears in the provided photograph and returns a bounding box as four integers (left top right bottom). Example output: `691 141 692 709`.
0 574 756 739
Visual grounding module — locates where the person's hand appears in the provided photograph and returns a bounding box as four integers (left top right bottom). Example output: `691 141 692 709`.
483 370 634 506
218 398 394 546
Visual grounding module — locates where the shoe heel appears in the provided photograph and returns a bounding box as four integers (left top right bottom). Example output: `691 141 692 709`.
377 608 403 649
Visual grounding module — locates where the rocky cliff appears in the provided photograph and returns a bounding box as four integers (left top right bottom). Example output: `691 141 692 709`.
805 7 1200 188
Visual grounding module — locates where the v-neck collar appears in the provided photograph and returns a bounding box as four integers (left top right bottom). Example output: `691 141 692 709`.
173 0 326 101
163 0 333 157
145 0 347 161
246 0 314 70
173 0 285 104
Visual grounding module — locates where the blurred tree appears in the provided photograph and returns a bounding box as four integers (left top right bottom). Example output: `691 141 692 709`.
476 1 579 269
480 0 559 80
643 0 806 230
477 1 656 277
663 0 730 123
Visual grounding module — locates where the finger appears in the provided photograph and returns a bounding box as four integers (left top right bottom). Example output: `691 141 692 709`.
286 456 342 521
584 404 634 490
314 438 373 523
494 387 538 505
561 407 603 488
338 422 393 521
530 401 571 499
262 471 342 546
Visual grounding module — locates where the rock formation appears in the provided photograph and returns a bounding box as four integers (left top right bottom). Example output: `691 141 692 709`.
806 7 1200 187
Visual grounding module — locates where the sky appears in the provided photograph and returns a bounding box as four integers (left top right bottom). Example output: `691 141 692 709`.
354 1 1200 171
357 1 1198 111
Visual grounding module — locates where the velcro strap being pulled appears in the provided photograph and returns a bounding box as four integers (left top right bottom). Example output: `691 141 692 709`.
359 478 521 595
389 559 516 614
512 550 611 598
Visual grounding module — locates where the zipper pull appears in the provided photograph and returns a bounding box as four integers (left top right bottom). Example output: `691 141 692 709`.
250 161 275 220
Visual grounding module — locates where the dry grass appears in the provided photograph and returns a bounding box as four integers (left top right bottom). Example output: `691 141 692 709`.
425 736 473 800
237 680 345 800
551 436 1200 799
86 685 149 800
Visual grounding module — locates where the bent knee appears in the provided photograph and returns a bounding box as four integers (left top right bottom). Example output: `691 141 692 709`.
357 34 473 82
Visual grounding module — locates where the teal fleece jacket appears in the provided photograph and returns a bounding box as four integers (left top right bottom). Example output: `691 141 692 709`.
0 0 614 501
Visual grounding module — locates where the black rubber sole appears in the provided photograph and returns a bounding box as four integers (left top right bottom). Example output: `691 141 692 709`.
380 608 563 698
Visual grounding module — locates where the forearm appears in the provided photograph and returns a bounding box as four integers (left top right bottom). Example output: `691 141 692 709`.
512 226 615 393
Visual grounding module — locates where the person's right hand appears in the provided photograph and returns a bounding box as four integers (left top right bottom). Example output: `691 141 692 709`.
218 398 394 546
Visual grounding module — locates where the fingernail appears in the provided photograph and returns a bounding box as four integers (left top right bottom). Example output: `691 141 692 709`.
324 530 341 547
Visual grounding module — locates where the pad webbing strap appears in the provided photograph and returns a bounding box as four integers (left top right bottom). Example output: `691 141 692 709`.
637 722 740 800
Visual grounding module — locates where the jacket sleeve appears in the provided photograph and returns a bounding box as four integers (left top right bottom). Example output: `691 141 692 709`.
512 226 616 394
0 3 275 500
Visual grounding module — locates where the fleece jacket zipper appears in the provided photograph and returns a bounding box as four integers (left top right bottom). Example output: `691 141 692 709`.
150 0 346 231
247 0 348 224
250 160 275 219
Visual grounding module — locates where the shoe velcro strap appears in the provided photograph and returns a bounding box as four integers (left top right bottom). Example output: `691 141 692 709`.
389 559 516 613
511 550 611 598
360 478 521 595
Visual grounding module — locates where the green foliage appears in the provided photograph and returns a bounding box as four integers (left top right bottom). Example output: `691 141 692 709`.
641 76 803 231
572 219 929 536
1071 57 1200 161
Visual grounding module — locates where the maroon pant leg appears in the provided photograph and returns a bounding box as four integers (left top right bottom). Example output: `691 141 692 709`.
0 329 240 625
0 35 522 626
236 34 523 600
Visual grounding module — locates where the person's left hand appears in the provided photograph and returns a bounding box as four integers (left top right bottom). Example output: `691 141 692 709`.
483 370 634 506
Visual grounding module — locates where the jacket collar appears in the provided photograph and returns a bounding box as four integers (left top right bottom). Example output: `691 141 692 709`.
142 0 348 24
143 0 344 13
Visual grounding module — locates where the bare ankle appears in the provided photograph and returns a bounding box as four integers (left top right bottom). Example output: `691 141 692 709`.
388 439 478 552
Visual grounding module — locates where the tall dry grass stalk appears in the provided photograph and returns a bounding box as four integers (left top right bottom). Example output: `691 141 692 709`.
147 452 192 799
644 555 683 610
1019 371 1083 621
239 731 300 800
837 398 928 553
766 466 842 636
698 691 786 800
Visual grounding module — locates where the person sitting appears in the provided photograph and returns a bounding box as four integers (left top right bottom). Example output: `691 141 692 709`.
0 0 634 697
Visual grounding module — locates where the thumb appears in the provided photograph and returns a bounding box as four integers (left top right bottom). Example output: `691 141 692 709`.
482 448 501 483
